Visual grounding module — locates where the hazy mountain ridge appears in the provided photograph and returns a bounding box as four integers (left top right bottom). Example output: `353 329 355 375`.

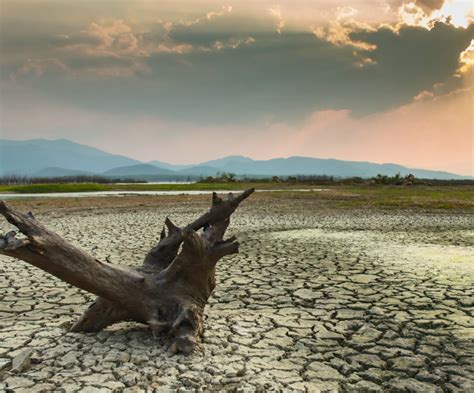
34 167 95 177
1 139 141 175
0 139 469 180
103 164 175 176
147 160 193 171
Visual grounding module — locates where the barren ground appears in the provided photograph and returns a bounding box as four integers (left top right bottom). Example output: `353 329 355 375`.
0 193 473 392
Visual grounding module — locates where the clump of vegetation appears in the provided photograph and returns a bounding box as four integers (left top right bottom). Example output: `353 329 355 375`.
370 173 423 186
200 172 238 183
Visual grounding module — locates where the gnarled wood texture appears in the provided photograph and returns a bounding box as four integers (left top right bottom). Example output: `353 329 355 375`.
0 188 254 353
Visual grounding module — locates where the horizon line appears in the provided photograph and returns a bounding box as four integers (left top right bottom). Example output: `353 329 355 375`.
1 137 471 177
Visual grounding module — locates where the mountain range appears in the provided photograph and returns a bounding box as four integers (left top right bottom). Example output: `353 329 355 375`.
0 138 470 180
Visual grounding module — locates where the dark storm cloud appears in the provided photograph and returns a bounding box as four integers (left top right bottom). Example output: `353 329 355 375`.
101 20 474 122
2 5 473 124
141 32 360 122
349 21 474 106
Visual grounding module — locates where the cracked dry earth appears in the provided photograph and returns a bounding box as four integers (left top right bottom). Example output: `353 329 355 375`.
0 196 473 392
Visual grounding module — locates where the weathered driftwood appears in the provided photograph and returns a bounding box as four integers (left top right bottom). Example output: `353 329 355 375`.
0 189 254 353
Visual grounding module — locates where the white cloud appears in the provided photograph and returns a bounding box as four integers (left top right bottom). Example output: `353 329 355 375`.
207 5 232 20
212 36 255 51
398 0 474 29
269 6 285 34
313 20 377 51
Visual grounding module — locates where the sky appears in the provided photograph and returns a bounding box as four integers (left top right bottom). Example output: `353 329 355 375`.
0 0 473 175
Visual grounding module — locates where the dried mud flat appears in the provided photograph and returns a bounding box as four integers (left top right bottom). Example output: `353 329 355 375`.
0 195 473 392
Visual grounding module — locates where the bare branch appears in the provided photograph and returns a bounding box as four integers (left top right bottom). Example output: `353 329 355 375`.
144 188 254 269
0 200 151 314
165 217 180 235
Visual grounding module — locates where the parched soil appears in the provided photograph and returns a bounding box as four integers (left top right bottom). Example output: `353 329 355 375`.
0 195 473 392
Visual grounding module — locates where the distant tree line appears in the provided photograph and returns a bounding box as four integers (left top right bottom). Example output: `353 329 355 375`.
198 172 474 186
1 172 472 186
0 175 143 185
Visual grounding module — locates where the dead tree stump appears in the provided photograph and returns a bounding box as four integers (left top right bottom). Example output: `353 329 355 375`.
0 188 254 353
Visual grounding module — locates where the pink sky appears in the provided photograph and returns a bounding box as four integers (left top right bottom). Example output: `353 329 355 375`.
2 76 472 175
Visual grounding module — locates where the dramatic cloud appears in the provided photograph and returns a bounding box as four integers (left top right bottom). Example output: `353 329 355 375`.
4 19 472 120
399 0 474 28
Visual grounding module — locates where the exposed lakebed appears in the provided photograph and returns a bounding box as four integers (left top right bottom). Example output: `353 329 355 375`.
0 195 472 391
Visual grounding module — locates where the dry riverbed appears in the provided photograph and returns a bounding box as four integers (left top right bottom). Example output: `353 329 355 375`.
0 193 473 392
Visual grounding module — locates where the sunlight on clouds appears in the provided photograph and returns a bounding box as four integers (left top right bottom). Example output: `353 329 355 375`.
269 6 285 34
313 21 377 51
184 4 233 26
207 5 232 20
212 36 255 51
399 0 474 28
437 0 474 28
459 39 474 72
311 4 383 67
392 0 474 102
398 2 430 26
312 19 377 68
8 5 251 80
